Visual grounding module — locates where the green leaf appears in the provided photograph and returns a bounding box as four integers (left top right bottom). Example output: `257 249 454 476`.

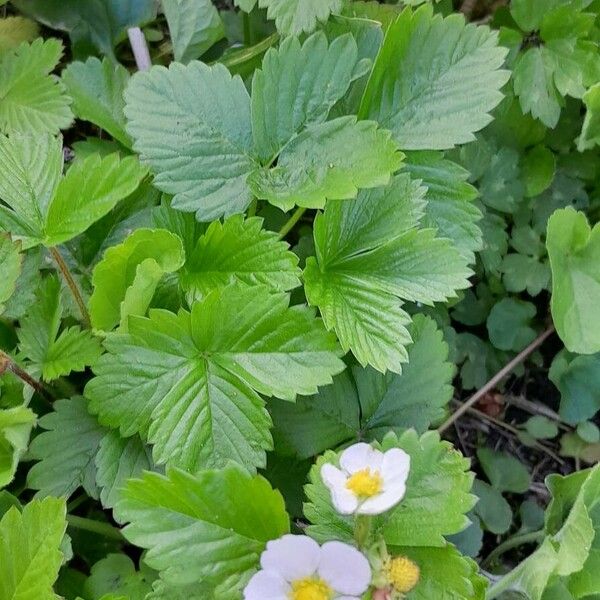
236 0 343 35
181 215 300 303
478 145 524 213
0 16 39 52
13 0 157 60
359 5 509 150
404 151 482 263
526 416 559 440
304 173 471 372
44 153 148 247
27 397 105 499
578 83 600 151
0 38 72 134
472 479 512 535
249 116 402 211
89 228 185 332
115 465 289 589
270 314 454 457
125 62 256 222
18 276 102 381
0 406 35 488
547 208 600 354
95 430 153 510
163 0 224 63
251 32 362 161
486 298 537 352
84 554 154 600
0 235 22 314
62 57 131 147
86 283 344 472
477 447 531 493
0 497 67 600
500 254 551 297
522 145 556 197
306 431 475 547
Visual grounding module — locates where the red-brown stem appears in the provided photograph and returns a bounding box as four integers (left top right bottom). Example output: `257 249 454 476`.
0 349 53 400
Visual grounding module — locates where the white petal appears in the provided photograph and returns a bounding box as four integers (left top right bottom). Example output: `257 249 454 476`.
356 483 407 515
260 534 320 582
339 443 383 474
381 448 411 485
318 541 371 595
321 464 359 515
244 570 290 600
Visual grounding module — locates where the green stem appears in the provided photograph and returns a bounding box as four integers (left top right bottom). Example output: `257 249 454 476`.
67 515 124 541
354 515 372 550
218 33 279 70
278 207 307 239
49 246 91 328
483 529 544 569
243 11 252 46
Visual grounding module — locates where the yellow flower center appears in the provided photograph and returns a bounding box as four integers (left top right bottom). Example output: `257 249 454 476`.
385 556 420 593
290 577 333 600
346 467 383 498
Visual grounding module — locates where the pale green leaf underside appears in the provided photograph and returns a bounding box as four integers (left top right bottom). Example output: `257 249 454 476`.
0 405 35 488
0 497 67 600
359 5 509 149
86 284 344 473
115 466 289 587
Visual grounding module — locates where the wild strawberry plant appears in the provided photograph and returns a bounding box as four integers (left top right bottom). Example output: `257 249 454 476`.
1 0 600 599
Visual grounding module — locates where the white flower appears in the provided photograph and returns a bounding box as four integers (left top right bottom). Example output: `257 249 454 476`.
243 534 371 600
321 443 410 515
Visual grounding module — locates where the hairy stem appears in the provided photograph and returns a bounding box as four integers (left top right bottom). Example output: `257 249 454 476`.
49 246 91 328
67 515 124 541
0 349 52 400
438 325 555 433
278 207 307 239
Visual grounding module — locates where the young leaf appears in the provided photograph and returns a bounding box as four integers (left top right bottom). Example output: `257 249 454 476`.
359 5 509 150
62 57 131 147
89 228 185 332
163 0 224 64
125 62 256 222
84 554 154 599
249 116 402 211
0 497 67 600
486 298 537 352
0 235 22 314
181 215 301 303
27 397 105 500
251 32 361 161
477 447 531 494
0 406 35 488
305 431 475 546
114 465 289 588
0 38 72 134
86 283 344 473
0 16 39 52
304 173 471 373
235 0 343 36
44 153 148 246
547 208 600 354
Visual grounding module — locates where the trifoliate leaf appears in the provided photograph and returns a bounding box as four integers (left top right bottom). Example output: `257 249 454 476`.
547 208 600 354
359 5 509 150
163 0 224 63
86 283 344 472
18 276 102 381
0 17 39 52
404 151 482 263
115 465 289 589
249 116 402 211
0 406 35 488
251 32 361 161
270 315 454 457
0 38 72 134
486 298 537 352
125 62 256 222
0 235 22 314
391 544 486 599
0 497 67 600
304 173 471 373
44 153 148 247
89 228 185 332
27 397 105 499
181 215 301 303
235 0 343 35
13 0 157 60
477 447 531 494
579 83 600 151
500 254 551 297
306 431 475 546
62 57 131 147
84 554 154 600
95 430 153 511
